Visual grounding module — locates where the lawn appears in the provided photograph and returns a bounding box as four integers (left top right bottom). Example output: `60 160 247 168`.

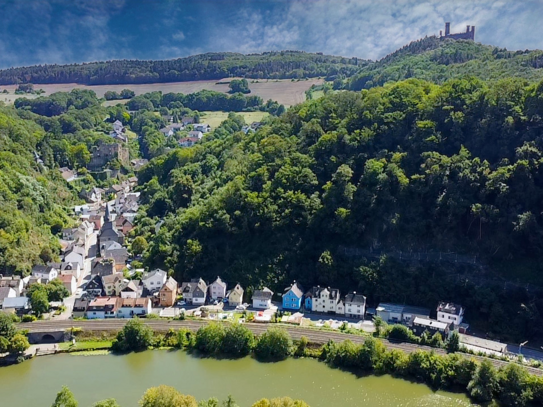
59 340 113 351
200 111 269 128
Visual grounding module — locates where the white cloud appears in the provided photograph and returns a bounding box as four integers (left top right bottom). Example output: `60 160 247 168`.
172 31 185 41
0 0 542 67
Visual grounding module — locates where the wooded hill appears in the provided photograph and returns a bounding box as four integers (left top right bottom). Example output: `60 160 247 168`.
135 77 543 341
0 51 364 85
347 36 543 90
1 38 543 88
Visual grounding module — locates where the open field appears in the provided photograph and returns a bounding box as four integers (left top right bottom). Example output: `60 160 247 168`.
0 78 323 107
200 111 269 128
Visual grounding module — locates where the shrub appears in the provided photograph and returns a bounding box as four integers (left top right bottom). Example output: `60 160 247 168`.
255 328 292 361
194 323 225 354
498 363 533 407
221 323 254 357
294 336 309 357
387 324 418 343
139 385 197 407
446 331 460 353
22 314 37 322
467 360 499 403
112 318 153 352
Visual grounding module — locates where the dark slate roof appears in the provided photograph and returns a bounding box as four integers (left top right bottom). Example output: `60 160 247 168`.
252 287 273 300
344 292 366 306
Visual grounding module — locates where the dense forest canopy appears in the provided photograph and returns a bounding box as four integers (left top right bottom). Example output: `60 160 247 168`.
134 77 543 341
0 51 364 85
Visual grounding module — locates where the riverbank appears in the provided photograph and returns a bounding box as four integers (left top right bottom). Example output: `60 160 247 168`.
20 319 543 375
24 321 543 407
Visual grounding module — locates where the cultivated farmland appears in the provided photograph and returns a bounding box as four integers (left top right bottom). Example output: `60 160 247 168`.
0 78 323 107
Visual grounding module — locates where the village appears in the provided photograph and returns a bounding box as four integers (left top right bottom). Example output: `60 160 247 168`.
0 115 535 365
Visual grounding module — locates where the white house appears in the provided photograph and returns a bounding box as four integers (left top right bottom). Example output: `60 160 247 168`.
59 262 81 282
0 276 24 296
63 246 85 269
209 276 227 300
344 292 366 319
188 130 204 140
120 280 142 299
0 287 16 306
227 284 244 306
31 265 58 282
437 302 465 326
311 287 344 315
117 298 152 318
86 297 121 319
113 120 124 133
142 269 167 294
252 287 274 309
194 123 211 133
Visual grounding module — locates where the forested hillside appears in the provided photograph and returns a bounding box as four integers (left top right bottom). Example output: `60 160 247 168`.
0 107 75 274
135 77 543 341
0 51 364 85
347 37 543 89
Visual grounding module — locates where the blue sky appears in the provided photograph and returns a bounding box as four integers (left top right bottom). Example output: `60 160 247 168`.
0 0 541 68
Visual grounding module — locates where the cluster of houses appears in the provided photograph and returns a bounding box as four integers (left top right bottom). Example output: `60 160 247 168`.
0 172 143 317
159 117 212 148
75 273 247 319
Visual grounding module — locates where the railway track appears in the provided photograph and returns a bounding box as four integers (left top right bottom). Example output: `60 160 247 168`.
19 319 543 375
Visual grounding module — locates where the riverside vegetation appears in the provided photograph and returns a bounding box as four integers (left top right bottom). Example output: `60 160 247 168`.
51 384 309 407
102 319 543 406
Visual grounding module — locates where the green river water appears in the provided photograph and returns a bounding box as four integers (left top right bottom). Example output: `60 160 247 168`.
0 351 475 406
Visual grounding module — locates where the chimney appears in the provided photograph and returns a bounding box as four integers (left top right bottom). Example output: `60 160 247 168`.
445 22 450 36
466 25 470 33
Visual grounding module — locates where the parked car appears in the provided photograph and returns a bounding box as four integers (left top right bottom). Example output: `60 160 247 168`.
212 300 218 305
177 300 186 306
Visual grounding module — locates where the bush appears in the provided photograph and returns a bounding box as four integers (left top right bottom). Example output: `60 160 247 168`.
467 360 499 403
221 323 254 357
112 318 153 352
387 324 418 343
22 314 37 322
446 331 460 353
255 328 292 361
139 385 197 407
498 363 533 407
194 323 225 355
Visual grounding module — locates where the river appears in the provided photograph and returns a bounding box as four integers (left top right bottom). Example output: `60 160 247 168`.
0 351 474 406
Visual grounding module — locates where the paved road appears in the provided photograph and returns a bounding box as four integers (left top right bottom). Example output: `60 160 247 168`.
19 319 543 375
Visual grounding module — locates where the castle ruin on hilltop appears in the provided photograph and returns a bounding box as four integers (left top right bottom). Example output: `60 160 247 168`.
439 22 475 41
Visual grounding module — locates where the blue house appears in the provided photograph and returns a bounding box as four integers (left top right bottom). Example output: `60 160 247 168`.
304 287 319 311
282 281 304 310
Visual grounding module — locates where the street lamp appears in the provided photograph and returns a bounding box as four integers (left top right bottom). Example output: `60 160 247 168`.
520 340 528 355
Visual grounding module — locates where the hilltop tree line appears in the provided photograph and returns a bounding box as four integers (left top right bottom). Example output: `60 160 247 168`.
0 51 363 86
134 77 543 341
347 37 543 91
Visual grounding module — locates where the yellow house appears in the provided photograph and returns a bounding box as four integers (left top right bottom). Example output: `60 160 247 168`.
227 284 244 306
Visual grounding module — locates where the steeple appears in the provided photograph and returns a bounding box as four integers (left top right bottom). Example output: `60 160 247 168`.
105 203 111 222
